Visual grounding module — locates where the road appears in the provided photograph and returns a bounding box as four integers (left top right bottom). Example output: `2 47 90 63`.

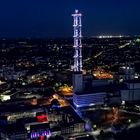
75 106 140 139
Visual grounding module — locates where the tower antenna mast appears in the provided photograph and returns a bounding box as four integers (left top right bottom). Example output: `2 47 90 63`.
72 10 82 72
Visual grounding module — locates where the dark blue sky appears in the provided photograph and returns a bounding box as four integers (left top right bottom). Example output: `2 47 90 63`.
0 0 140 38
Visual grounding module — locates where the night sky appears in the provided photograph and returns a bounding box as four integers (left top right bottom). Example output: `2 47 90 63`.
0 0 140 38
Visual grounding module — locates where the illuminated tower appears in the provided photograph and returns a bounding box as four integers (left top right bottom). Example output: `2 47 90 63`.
72 9 82 72
72 10 83 93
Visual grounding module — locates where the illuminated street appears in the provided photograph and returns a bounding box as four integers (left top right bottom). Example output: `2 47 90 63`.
37 94 69 107
93 67 113 79
58 85 73 96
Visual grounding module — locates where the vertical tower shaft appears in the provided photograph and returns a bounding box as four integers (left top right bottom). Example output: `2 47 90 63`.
72 10 82 72
72 10 83 94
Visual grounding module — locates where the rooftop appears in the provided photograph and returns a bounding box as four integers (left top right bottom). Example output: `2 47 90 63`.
1 123 27 134
0 104 44 115
125 79 140 83
75 84 120 95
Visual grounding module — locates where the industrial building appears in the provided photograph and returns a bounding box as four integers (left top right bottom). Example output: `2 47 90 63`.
121 79 140 103
71 10 140 108
72 10 121 108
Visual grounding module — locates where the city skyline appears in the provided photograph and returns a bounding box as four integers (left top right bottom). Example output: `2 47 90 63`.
0 0 140 38
0 6 140 139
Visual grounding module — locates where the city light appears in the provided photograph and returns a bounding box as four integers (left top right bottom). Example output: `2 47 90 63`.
0 5 140 140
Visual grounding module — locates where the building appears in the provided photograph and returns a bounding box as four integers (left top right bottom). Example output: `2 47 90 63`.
0 124 28 140
121 79 140 103
73 83 122 108
73 86 106 108
0 101 85 139
0 105 45 124
50 106 85 135
0 89 18 102
114 66 135 82
72 10 120 108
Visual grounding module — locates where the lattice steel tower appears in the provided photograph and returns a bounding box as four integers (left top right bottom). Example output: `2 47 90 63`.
72 10 82 72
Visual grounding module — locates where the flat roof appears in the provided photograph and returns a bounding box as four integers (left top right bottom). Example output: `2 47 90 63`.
75 84 119 95
0 104 44 115
51 106 84 124
1 123 27 133
125 79 140 84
